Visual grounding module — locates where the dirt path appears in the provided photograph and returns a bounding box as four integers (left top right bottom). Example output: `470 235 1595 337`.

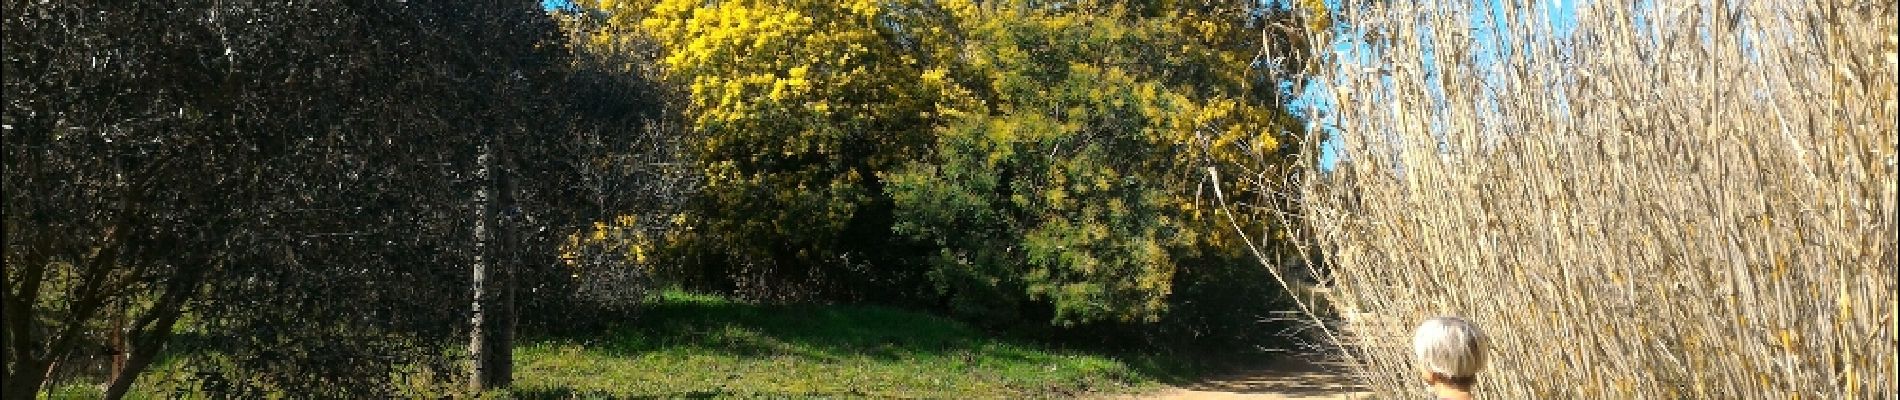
1121 356 1372 400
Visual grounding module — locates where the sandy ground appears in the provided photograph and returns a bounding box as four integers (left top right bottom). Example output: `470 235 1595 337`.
1118 356 1373 400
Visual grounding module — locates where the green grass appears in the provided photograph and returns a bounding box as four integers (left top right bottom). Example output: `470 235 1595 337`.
510 290 1163 399
42 290 1205 399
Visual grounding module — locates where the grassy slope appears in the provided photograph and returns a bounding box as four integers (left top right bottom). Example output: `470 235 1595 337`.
512 290 1163 399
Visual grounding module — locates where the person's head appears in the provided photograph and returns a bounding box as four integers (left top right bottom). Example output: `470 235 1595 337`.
1412 316 1489 390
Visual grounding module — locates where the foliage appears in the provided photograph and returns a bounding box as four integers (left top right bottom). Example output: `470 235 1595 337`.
532 12 698 323
0 0 1321 394
579 0 1312 337
3 1 297 395
886 2 1305 327
4 0 671 396
581 0 965 302
556 215 662 311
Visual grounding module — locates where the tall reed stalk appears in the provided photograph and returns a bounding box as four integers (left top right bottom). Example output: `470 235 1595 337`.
1245 0 1897 397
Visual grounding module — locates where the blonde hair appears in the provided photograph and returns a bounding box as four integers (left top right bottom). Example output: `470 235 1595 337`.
1413 316 1489 382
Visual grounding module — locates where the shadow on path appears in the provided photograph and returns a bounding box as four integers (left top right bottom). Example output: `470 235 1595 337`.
1124 355 1371 400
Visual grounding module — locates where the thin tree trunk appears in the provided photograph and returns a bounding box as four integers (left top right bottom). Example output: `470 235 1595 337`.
4 243 51 400
1 260 11 389
99 350 158 400
104 306 128 392
100 325 173 400
5 232 125 400
101 266 198 400
468 139 495 393
1 274 15 399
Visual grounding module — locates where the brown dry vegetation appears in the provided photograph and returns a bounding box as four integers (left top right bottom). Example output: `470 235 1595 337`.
1231 0 1896 398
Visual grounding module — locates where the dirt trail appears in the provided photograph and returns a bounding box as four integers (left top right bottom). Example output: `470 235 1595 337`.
1120 356 1372 400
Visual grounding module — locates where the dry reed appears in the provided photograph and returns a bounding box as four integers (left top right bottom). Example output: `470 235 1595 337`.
1239 0 1897 398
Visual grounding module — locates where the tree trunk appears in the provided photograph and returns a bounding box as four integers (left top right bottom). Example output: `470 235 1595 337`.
104 307 128 392
467 136 514 392
1 360 49 400
100 336 162 400
101 273 195 400
468 139 494 393
2 246 51 400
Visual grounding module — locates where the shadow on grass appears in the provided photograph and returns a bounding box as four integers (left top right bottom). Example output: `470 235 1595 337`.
518 290 1337 399
512 387 888 400
513 291 1236 398
530 291 1042 363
